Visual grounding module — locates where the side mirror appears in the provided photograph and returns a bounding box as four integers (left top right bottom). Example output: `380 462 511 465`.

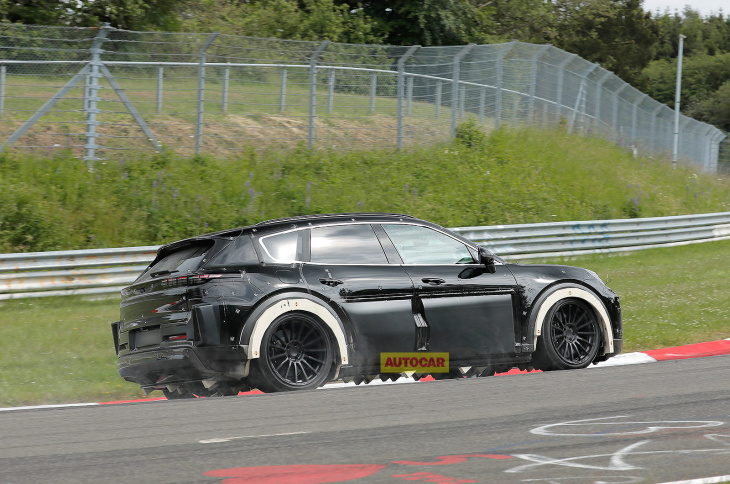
479 247 497 274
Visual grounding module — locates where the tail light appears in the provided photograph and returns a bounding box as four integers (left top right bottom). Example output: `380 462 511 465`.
159 274 222 288
187 274 223 285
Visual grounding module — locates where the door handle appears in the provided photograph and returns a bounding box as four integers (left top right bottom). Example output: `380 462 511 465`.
421 277 446 285
319 278 343 287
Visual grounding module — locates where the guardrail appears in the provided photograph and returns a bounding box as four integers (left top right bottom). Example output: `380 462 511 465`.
2 212 730 300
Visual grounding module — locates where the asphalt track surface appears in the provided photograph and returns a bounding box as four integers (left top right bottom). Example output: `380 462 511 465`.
1 355 729 484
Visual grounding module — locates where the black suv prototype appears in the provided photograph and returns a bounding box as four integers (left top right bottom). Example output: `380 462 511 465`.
111 213 622 398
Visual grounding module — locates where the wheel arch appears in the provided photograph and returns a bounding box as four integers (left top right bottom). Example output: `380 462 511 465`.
528 283 614 356
241 293 349 370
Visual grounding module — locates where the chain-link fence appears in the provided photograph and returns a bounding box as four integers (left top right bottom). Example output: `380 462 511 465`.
0 23 725 171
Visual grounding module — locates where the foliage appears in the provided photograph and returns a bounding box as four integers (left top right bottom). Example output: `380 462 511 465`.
180 0 383 44
0 0 183 30
454 119 488 148
642 52 730 129
340 0 493 46
0 127 729 253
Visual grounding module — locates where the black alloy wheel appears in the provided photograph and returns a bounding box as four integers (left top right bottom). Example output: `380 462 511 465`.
534 298 601 370
251 312 334 392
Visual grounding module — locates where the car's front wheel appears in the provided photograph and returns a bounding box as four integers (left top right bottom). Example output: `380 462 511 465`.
533 298 601 370
250 312 334 392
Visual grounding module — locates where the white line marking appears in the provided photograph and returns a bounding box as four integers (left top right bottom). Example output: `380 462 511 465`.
0 403 100 412
198 431 308 444
531 416 725 437
657 475 730 484
589 352 657 367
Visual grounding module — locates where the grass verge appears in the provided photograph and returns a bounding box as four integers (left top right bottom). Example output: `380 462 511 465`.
2 127 729 253
1 239 728 407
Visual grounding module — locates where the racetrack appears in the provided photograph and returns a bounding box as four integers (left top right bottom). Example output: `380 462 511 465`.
1 355 728 484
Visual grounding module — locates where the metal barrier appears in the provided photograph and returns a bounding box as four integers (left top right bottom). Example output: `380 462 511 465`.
0 24 725 171
2 213 729 300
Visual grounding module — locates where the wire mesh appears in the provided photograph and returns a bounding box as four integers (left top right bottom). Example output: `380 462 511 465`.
0 24 724 171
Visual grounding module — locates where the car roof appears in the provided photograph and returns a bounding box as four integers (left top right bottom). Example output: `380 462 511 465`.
253 212 419 229
156 213 453 254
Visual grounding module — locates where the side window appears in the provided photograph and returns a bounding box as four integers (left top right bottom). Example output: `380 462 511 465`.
382 224 475 265
311 224 388 264
260 230 303 263
206 235 257 267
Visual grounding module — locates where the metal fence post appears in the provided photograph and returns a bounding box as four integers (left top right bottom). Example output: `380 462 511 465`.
527 45 551 122
593 71 612 130
0 65 5 116
554 53 576 124
612 84 629 142
435 82 442 118
451 44 475 138
702 125 715 171
84 23 113 166
156 67 163 114
195 32 219 154
83 73 90 113
369 73 376 114
649 104 663 152
479 87 486 123
279 69 287 112
222 62 230 113
568 63 598 132
459 85 466 119
327 69 335 114
495 42 516 130
308 40 330 150
397 45 420 149
632 94 648 144
406 76 413 116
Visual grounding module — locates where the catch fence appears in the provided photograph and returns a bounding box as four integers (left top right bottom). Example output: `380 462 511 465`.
0 23 725 170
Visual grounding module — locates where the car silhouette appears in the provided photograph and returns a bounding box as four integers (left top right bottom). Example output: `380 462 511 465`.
111 213 622 398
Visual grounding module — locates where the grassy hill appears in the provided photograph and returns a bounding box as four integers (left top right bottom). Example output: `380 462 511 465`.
1 125 729 406
1 126 729 253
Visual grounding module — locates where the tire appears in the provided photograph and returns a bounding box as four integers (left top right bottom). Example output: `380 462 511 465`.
249 312 334 392
533 298 601 371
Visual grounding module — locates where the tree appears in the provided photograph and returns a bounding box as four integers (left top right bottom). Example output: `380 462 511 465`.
0 0 74 25
549 0 659 88
342 0 493 46
180 0 383 44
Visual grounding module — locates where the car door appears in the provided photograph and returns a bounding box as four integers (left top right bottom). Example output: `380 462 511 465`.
378 223 520 359
298 223 416 365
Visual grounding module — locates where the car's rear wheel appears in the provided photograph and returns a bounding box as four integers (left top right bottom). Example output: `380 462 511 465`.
534 298 601 370
250 312 334 392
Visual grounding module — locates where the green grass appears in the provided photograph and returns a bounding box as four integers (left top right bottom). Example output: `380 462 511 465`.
1 239 728 407
532 240 730 352
0 295 139 407
1 127 729 253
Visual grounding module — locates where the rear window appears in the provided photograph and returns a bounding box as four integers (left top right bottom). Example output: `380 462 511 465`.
138 241 214 282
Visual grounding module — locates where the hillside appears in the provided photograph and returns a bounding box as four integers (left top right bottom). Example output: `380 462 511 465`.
1 126 729 253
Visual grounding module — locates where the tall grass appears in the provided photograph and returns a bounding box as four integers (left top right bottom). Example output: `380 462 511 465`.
1 127 728 253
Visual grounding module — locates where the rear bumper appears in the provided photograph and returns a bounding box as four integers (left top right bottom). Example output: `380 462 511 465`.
117 344 248 389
